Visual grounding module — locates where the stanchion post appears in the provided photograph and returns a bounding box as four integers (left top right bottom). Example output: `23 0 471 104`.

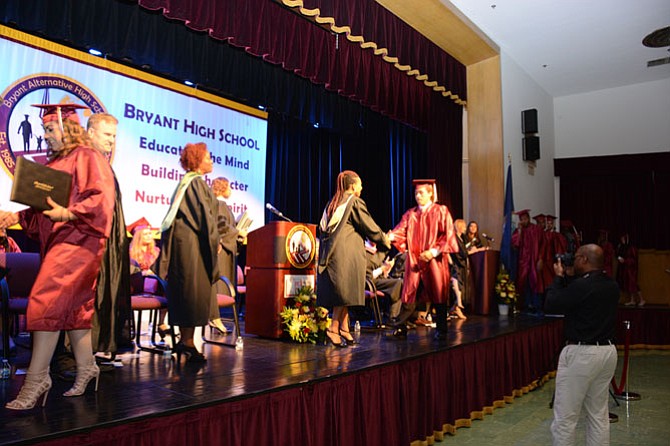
613 320 642 401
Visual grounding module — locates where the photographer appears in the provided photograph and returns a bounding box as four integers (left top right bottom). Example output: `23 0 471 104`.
545 244 619 446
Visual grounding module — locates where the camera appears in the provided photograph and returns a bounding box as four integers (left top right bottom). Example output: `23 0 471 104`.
554 252 574 267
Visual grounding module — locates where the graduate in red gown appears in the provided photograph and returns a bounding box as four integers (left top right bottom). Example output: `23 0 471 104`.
1 104 115 410
541 215 567 291
597 229 615 277
617 233 645 306
512 209 544 313
388 179 459 340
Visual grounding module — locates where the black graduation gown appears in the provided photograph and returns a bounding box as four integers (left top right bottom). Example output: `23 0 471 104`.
216 199 239 290
159 177 219 327
92 175 131 353
317 195 389 308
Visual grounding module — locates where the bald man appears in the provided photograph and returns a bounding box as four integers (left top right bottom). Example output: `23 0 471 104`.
545 244 619 446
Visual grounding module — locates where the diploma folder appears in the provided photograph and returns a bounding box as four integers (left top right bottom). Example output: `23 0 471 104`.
236 210 253 232
10 157 72 211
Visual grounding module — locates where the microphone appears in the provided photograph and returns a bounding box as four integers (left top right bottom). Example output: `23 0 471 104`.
482 233 495 242
266 203 292 222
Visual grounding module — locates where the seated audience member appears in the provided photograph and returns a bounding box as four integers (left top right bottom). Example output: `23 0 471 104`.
128 222 169 338
0 228 21 253
365 240 402 322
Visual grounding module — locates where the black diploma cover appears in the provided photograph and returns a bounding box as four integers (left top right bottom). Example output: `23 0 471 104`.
10 157 72 211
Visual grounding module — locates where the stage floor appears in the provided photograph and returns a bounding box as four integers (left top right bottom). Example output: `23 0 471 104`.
1 313 556 445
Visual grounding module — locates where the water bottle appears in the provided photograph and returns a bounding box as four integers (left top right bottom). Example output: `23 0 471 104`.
1 359 11 379
235 336 244 351
354 320 361 334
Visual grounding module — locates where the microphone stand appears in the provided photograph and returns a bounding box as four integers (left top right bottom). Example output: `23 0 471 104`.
269 209 293 222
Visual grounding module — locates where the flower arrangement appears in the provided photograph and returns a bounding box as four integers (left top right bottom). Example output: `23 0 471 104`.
494 267 517 306
279 285 331 344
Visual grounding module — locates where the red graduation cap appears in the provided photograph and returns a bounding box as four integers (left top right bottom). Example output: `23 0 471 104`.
532 213 546 221
545 214 557 220
412 179 438 202
514 209 530 217
31 103 88 125
560 219 573 228
127 217 152 236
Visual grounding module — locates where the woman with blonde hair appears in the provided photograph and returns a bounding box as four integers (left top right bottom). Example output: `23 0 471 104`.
129 224 170 337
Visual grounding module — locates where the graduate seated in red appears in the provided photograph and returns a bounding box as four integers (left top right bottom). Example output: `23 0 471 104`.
0 103 116 410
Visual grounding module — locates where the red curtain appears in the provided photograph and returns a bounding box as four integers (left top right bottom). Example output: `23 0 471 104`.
137 0 466 132
37 321 564 446
555 152 670 249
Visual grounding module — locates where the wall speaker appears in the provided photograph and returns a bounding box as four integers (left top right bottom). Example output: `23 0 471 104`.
521 108 538 134
523 136 540 161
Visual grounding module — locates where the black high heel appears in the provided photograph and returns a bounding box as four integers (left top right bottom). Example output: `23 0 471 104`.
339 330 359 345
174 342 207 363
157 324 171 340
324 330 346 348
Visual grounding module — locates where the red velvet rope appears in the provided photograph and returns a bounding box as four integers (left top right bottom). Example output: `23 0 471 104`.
611 321 631 394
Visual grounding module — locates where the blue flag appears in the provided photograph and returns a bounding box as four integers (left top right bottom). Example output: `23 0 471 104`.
500 163 516 279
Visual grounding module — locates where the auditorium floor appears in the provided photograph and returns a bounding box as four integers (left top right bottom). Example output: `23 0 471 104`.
434 350 670 446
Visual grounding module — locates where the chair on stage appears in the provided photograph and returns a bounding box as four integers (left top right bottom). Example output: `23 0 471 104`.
203 275 241 347
130 273 170 354
236 265 247 316
363 278 385 329
1 253 41 360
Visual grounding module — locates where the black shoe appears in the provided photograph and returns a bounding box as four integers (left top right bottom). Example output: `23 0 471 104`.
324 330 346 348
387 327 407 339
405 321 417 329
433 331 448 341
174 342 207 363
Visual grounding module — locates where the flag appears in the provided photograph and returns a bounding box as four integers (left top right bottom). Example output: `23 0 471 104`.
500 163 517 279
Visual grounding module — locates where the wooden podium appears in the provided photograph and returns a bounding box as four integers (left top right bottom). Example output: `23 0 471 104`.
245 221 317 338
470 249 500 315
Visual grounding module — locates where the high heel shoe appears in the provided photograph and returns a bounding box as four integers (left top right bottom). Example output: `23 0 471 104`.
324 330 346 348
339 330 359 345
208 318 229 335
174 342 207 363
454 306 467 320
157 324 171 340
63 362 100 397
6 371 52 410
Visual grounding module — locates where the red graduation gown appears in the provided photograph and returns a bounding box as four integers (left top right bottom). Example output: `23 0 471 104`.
390 203 459 304
20 146 115 331
512 223 543 296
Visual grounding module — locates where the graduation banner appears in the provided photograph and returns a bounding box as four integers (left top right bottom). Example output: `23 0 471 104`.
0 25 268 230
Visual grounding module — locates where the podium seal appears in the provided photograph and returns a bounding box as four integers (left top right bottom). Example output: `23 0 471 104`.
285 224 315 269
